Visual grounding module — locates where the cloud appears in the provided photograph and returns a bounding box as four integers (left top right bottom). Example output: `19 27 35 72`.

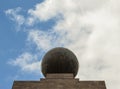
27 29 69 51
27 30 53 51
27 0 120 89
28 0 109 21
6 0 120 89
8 52 41 73
5 7 25 31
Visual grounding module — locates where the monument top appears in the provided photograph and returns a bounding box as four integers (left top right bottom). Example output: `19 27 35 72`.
41 47 79 77
12 47 106 89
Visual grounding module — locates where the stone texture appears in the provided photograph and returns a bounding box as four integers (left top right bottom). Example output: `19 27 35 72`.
42 47 79 77
12 74 106 89
12 47 106 89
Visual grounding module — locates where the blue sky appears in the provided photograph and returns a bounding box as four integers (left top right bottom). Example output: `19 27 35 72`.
0 0 43 89
0 0 120 89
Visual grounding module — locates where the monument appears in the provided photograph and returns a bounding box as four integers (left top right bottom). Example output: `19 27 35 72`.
12 47 106 89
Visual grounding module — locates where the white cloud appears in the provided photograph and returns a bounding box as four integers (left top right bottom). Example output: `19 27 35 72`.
27 29 68 51
27 30 52 51
8 52 41 73
6 0 120 89
28 0 109 21
26 0 120 89
5 7 25 31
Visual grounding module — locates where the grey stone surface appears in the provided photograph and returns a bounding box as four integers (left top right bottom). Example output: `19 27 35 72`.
12 74 106 89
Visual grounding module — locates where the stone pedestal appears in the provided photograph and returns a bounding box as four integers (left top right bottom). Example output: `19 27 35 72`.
12 74 106 89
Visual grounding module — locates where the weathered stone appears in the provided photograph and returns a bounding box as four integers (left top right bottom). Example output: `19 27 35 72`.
12 74 106 89
12 47 106 89
42 47 79 77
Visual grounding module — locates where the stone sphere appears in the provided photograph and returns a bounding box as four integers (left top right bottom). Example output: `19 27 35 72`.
41 47 79 77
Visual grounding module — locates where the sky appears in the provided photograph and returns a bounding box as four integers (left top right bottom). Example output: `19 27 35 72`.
0 0 120 89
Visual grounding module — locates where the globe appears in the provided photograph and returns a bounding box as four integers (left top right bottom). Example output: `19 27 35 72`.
41 47 79 77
